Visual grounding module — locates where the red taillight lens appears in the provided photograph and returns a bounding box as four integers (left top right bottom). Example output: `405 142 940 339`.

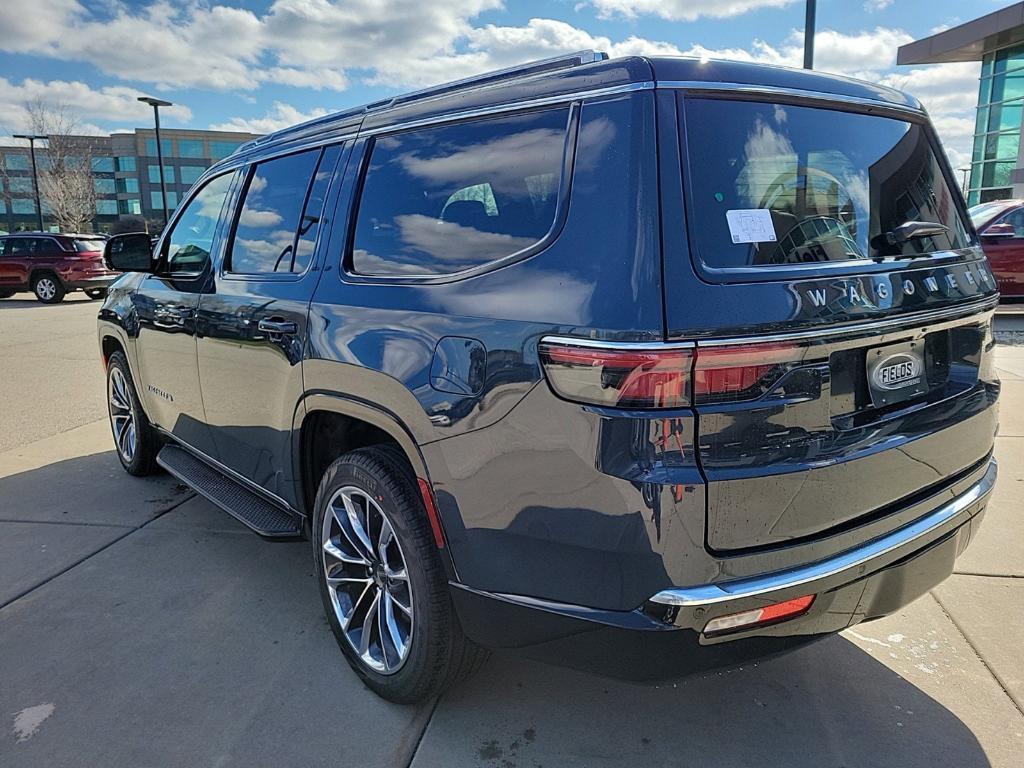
539 341 693 408
693 342 803 402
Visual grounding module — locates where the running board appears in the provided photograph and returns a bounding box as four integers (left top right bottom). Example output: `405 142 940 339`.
157 444 302 539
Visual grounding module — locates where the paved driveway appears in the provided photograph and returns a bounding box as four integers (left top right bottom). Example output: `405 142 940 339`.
1 296 1022 767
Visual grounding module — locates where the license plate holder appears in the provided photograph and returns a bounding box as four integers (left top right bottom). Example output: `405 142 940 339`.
866 340 927 408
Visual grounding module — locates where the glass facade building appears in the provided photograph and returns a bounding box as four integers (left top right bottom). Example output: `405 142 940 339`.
899 5 1024 207
970 43 1024 204
0 126 257 234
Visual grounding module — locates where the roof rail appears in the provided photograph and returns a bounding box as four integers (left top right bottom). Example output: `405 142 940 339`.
232 50 608 155
381 50 609 110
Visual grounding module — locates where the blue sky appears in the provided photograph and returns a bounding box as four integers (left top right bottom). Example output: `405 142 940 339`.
0 1 1009 168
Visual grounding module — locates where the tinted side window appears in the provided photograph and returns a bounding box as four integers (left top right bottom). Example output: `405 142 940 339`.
228 149 322 275
165 172 235 273
352 108 570 277
999 208 1024 236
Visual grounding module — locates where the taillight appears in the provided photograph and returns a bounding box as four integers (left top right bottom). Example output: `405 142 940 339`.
538 340 693 408
539 337 809 409
693 342 803 403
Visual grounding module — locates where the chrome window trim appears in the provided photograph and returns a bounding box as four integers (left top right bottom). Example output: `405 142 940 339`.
650 457 997 607
658 80 925 118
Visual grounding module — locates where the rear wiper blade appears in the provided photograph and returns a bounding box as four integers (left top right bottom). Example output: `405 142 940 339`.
871 221 949 260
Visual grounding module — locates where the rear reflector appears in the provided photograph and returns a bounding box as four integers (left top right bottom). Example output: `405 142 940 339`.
703 594 815 636
417 478 446 549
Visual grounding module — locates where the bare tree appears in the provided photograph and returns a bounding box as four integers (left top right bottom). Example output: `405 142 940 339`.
25 99 97 232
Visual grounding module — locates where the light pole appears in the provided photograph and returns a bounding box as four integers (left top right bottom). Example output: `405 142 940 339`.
803 0 817 69
12 133 48 231
959 167 971 197
137 96 173 229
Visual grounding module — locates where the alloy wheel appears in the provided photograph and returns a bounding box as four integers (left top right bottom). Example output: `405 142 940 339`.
321 486 414 674
108 366 137 463
35 278 56 301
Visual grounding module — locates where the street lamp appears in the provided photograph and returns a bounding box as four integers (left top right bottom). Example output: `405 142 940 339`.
959 167 971 197
137 96 173 229
12 133 48 231
803 0 817 69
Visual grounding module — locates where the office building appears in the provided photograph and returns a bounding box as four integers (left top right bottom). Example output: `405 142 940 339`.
0 127 259 234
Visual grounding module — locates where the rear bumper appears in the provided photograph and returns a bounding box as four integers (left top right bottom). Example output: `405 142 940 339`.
450 457 995 680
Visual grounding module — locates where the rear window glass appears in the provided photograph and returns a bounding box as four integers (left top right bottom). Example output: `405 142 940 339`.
683 98 970 269
351 108 569 277
73 239 104 252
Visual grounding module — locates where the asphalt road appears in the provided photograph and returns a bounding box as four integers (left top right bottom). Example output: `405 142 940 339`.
1 295 1022 767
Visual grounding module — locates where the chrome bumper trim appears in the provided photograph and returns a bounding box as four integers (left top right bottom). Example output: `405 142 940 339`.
649 458 997 607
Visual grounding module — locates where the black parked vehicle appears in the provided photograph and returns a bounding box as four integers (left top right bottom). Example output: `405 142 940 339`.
98 52 1000 703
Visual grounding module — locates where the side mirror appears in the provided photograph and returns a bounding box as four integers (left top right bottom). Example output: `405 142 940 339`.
104 232 155 272
981 222 1016 239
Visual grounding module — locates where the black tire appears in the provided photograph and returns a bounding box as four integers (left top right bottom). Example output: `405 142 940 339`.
32 273 65 304
85 288 107 300
312 446 488 703
0 290 14 299
106 351 160 476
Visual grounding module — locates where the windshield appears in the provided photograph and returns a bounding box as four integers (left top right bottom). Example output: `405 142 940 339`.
684 98 971 269
968 201 1015 229
73 239 105 252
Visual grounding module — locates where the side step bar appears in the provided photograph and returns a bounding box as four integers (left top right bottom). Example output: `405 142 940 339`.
157 444 302 539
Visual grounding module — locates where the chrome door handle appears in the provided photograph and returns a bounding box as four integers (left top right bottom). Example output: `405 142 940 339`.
257 318 298 335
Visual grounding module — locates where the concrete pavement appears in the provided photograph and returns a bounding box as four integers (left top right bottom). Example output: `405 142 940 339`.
1 297 1022 766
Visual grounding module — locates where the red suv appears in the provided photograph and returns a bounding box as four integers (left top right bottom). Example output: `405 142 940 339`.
0 232 118 303
969 199 1024 298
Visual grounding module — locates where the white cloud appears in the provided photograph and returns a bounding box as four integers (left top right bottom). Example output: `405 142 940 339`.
208 101 329 133
588 0 797 22
864 0 894 12
0 77 193 136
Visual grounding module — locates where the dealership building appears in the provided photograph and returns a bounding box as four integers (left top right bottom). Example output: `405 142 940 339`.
0 127 258 234
899 2 1024 205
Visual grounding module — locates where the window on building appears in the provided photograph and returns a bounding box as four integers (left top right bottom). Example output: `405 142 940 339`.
144 138 173 156
4 154 30 171
8 178 34 194
151 191 179 210
12 200 37 214
969 43 1024 205
94 178 116 194
148 164 176 184
116 156 137 172
92 157 115 173
164 172 235 272
178 139 205 158
179 165 207 185
351 108 569 276
96 200 118 215
118 198 142 215
210 140 243 160
227 148 324 274
65 155 85 169
116 177 140 194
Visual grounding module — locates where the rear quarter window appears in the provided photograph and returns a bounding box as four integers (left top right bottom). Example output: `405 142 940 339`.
350 107 571 277
682 97 971 273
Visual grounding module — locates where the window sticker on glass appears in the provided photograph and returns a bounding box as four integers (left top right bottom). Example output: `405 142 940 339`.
726 209 777 243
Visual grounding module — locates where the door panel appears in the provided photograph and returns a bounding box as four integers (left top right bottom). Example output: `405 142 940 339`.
132 170 239 455
197 143 347 507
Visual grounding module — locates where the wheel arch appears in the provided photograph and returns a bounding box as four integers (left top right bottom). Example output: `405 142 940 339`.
28 267 65 288
294 392 456 576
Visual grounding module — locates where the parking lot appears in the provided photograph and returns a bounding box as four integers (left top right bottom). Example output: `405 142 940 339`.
1 294 1022 767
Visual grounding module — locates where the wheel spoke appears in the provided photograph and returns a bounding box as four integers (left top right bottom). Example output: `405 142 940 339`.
388 588 413 617
329 500 372 564
338 580 373 630
359 590 381 656
341 490 374 559
322 537 368 566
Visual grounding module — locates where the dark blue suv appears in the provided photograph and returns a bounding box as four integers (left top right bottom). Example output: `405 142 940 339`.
98 52 1000 703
